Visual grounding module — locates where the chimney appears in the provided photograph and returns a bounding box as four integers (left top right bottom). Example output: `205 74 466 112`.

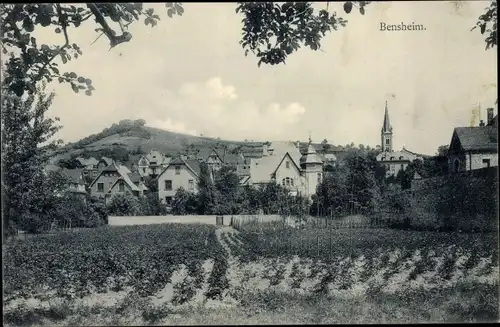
487 108 494 124
262 144 268 156
296 141 300 150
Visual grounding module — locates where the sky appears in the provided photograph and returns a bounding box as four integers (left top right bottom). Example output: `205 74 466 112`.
33 1 497 155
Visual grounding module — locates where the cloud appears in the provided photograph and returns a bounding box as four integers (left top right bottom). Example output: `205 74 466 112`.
149 77 306 141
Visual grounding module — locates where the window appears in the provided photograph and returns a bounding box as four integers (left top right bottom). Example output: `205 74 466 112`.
390 165 395 171
390 156 394 160
119 182 125 192
385 147 390 152
454 159 460 172
188 179 194 190
97 183 104 192
165 180 172 190
282 177 292 187
381 156 386 161
385 139 390 145
400 164 404 170
290 178 294 186
286 161 290 169
317 172 322 183
482 159 491 168
175 166 181 175
165 196 173 205
143 168 146 173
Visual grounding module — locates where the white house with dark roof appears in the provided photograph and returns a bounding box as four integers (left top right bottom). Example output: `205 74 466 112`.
89 163 148 202
243 140 325 199
157 157 202 206
137 149 171 177
447 111 498 172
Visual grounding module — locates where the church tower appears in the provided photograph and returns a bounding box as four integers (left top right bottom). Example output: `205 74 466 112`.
381 101 393 152
302 137 323 199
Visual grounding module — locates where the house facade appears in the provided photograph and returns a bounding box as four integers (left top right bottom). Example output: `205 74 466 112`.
138 150 171 177
243 141 324 199
447 111 498 172
76 156 99 179
157 157 201 206
89 163 148 202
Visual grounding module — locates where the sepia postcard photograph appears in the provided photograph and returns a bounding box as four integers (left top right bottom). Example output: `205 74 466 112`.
1 1 498 325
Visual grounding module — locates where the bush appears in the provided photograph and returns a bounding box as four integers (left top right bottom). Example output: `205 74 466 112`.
106 193 141 216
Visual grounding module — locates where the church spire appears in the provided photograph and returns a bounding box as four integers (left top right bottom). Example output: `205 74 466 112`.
382 101 392 133
381 101 393 152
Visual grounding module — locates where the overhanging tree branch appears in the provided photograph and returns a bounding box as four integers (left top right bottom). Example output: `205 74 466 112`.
86 3 132 48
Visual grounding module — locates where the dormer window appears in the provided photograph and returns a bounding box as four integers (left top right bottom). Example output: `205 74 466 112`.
399 156 404 160
390 157 395 160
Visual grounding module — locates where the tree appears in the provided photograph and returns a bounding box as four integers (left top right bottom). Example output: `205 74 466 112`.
139 192 167 215
321 138 330 152
0 2 370 96
214 166 240 215
106 192 141 216
172 187 198 215
436 144 448 157
1 82 62 235
197 162 217 214
472 0 497 50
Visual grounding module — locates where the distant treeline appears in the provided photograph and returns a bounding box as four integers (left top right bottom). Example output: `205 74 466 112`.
66 119 150 150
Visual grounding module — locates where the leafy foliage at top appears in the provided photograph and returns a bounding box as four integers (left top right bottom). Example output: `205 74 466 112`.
472 0 497 50
236 1 370 67
1 2 369 96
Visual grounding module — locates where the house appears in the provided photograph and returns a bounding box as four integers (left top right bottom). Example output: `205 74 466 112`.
89 163 148 202
196 148 224 172
97 157 114 171
61 168 87 199
243 140 324 199
157 157 201 207
447 110 498 172
137 149 171 177
76 156 99 179
375 101 429 176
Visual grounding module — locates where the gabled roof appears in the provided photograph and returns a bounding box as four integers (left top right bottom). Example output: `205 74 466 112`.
128 171 142 184
273 152 303 176
157 157 201 179
61 168 85 185
452 126 498 152
197 148 223 162
250 151 301 184
223 153 245 165
266 141 302 167
100 157 114 166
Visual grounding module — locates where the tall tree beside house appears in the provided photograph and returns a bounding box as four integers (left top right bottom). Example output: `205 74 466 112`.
1 82 63 235
214 166 240 215
316 167 349 216
0 2 370 96
236 185 261 215
197 162 218 214
343 149 381 215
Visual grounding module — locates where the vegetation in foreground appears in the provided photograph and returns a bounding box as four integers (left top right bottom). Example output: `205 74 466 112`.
231 220 499 263
3 224 227 303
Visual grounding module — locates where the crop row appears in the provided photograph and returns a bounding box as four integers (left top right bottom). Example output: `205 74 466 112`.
3 224 228 303
234 222 498 264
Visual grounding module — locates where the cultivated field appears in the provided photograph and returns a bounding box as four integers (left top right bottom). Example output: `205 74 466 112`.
3 220 499 325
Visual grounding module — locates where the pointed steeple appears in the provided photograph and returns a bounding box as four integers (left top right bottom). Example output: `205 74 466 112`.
382 101 392 133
